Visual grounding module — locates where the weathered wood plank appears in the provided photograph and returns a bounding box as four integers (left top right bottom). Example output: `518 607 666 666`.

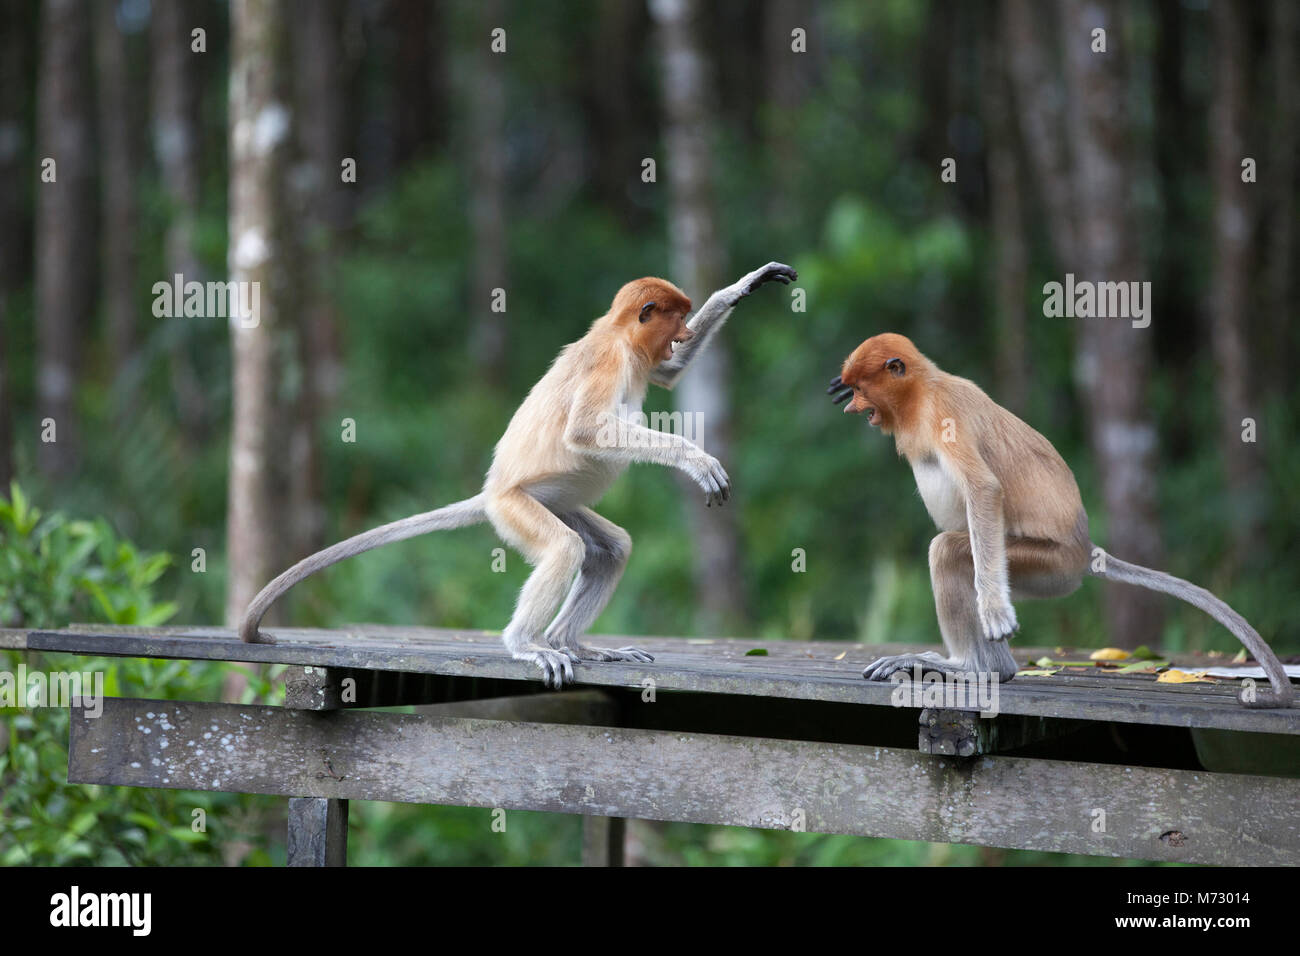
68 697 1300 865
30 626 1299 734
287 797 348 867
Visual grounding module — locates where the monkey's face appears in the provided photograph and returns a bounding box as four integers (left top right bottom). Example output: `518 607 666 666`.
618 279 693 364
641 305 695 363
839 333 924 432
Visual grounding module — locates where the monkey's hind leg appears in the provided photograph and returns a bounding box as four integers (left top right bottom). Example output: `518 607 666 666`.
487 490 589 688
544 509 654 664
863 532 1018 683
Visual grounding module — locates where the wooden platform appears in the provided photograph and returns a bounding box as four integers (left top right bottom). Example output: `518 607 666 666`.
8 624 1299 865
11 624 1299 734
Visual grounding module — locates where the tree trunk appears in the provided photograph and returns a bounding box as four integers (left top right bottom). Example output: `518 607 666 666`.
1060 0 1164 648
984 0 1029 415
288 0 347 558
1208 0 1264 561
390 0 441 166
0 0 31 487
35 0 96 478
97 0 138 375
762 0 808 223
1001 0 1076 266
585 0 643 213
225 0 293 683
467 0 509 384
151 0 209 437
1265 0 1297 393
650 0 749 634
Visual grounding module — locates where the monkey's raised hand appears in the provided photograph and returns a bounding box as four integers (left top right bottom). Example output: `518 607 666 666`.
738 261 797 298
652 261 797 390
827 375 854 406
689 452 731 507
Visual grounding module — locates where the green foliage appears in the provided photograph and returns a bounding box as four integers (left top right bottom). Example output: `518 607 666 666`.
0 485 280 866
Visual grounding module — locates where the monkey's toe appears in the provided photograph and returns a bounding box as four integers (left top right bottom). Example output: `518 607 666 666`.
570 644 655 664
514 646 576 689
862 652 947 681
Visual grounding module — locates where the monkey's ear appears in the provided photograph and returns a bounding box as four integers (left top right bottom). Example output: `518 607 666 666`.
885 357 905 377
639 302 656 323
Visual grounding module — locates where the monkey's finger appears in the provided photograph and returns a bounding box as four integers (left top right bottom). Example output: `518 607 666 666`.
830 388 853 405
826 376 844 393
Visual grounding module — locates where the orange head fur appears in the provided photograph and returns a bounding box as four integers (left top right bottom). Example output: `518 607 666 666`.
607 278 693 365
839 332 933 433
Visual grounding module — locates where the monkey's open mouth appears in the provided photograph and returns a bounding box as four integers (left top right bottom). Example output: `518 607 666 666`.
866 407 880 426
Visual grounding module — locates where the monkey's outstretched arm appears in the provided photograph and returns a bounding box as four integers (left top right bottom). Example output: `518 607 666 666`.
652 261 796 389
565 403 730 506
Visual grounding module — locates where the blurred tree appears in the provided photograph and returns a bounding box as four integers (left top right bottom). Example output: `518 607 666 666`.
289 0 349 556
225 0 293 689
984 0 1028 415
650 0 749 633
1208 0 1264 561
390 0 446 165
96 0 139 375
0 0 30 486
1001 0 1076 267
1264 0 1297 394
1059 0 1164 648
467 0 509 383
761 0 811 224
583 0 645 218
151 0 209 438
35 0 95 478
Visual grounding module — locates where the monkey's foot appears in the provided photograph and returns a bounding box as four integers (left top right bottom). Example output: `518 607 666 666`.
561 644 655 664
512 645 575 689
246 629 277 645
863 652 964 681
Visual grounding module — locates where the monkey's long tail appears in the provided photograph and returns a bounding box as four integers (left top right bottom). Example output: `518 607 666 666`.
1087 547 1294 708
239 494 488 644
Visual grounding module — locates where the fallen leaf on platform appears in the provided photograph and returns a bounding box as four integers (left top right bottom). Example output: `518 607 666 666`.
1156 668 1213 684
1116 659 1170 673
1090 647 1131 661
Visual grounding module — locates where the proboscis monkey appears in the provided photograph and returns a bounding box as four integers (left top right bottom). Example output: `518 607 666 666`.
241 262 797 687
828 332 1293 708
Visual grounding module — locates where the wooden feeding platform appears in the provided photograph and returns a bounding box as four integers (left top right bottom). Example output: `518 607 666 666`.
5 624 1298 866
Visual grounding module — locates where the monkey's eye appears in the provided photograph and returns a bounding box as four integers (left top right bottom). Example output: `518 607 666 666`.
885 357 905 376
639 302 656 324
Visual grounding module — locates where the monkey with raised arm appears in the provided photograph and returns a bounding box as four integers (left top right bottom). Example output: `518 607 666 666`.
241 262 797 687
828 333 1293 708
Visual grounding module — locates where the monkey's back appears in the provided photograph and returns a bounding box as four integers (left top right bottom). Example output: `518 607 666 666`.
485 329 635 510
945 374 1087 544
